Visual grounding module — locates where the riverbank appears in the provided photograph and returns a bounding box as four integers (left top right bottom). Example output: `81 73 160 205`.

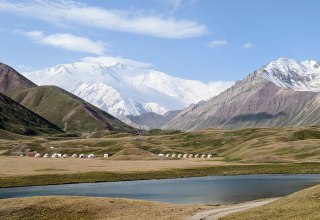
0 161 319 188
0 196 208 220
1 185 319 220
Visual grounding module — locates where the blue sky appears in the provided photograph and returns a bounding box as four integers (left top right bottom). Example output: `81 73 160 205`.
0 0 319 82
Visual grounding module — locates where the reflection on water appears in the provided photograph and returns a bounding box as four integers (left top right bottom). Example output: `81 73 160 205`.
0 174 320 204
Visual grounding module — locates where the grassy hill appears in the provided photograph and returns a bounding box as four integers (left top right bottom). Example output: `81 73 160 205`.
0 92 63 135
222 184 320 220
0 196 203 220
110 147 164 160
11 86 136 133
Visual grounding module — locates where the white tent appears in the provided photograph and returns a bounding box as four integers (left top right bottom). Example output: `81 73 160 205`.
51 153 61 158
79 154 86 158
34 153 41 158
188 154 194 158
62 154 69 158
71 153 78 158
104 153 109 158
88 154 96 158
43 153 49 158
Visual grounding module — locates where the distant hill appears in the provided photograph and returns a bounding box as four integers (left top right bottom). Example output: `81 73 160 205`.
0 63 36 96
11 86 137 133
122 110 182 130
0 92 63 135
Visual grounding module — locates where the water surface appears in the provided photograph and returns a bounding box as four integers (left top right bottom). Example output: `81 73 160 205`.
0 174 319 204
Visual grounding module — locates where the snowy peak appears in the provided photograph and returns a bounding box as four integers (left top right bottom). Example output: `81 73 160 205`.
260 58 320 91
23 56 233 119
71 82 146 117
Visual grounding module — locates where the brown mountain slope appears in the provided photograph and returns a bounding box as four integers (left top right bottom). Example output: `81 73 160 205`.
165 72 320 131
11 86 137 133
0 63 36 95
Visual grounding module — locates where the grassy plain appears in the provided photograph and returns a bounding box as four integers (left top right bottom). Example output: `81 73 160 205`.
0 158 319 188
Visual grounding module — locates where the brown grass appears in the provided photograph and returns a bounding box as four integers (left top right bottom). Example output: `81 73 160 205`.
0 196 207 220
222 184 320 220
0 156 229 177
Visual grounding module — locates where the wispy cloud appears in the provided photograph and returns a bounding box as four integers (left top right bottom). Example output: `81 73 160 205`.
17 64 34 72
22 31 106 55
162 0 199 9
207 39 229 48
0 0 207 39
242 42 254 49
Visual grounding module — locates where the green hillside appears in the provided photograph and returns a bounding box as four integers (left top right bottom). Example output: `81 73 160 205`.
11 86 136 133
0 92 63 135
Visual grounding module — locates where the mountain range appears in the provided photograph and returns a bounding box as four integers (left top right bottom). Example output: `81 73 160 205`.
22 56 233 119
164 58 320 130
2 57 320 135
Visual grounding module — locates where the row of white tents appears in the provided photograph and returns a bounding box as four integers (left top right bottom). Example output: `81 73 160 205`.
158 153 213 159
31 153 109 158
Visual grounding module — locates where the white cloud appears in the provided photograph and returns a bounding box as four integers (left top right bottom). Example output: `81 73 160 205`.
208 81 235 96
207 39 229 48
80 56 153 69
23 31 106 55
242 42 254 49
0 0 207 39
17 64 33 72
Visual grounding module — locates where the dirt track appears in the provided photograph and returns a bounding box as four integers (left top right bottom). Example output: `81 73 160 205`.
188 198 279 220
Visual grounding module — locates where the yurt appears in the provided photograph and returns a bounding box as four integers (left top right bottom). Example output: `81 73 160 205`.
88 154 96 158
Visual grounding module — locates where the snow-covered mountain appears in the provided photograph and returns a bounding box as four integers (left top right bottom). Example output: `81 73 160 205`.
23 56 233 118
165 58 320 131
261 58 320 91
